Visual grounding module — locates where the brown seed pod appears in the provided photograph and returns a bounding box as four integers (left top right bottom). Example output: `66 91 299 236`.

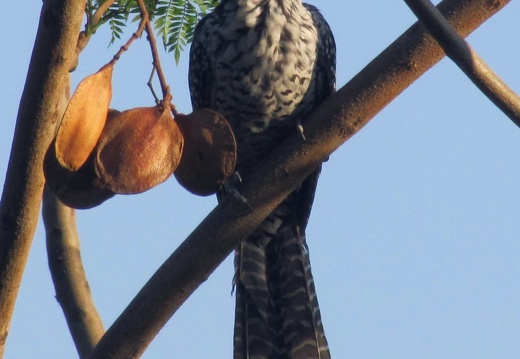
55 63 113 171
44 139 115 209
174 109 237 196
95 103 184 194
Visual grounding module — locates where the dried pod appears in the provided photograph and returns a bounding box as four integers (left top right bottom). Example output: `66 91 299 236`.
44 140 115 209
174 109 237 196
95 103 183 194
55 63 113 170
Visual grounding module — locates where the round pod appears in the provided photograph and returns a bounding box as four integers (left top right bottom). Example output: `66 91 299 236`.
95 103 184 194
174 109 236 196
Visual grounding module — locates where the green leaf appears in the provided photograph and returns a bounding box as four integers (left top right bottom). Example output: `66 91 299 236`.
87 0 221 62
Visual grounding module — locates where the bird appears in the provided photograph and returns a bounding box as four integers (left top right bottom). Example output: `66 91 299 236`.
188 1 336 358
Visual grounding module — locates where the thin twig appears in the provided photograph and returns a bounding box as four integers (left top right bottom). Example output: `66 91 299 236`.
404 0 520 127
87 0 511 357
136 0 175 112
108 18 148 66
81 0 174 109
147 67 161 104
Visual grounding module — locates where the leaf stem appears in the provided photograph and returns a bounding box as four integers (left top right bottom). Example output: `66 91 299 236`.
108 15 147 66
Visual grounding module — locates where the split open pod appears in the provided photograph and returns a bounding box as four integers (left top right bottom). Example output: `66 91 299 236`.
55 63 113 171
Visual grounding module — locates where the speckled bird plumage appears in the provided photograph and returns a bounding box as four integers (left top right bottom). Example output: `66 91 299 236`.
188 0 336 357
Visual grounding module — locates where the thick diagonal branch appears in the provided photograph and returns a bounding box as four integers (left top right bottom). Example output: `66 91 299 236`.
404 0 520 127
88 0 511 358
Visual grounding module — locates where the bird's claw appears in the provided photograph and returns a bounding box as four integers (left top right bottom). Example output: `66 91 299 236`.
296 118 306 141
224 172 253 213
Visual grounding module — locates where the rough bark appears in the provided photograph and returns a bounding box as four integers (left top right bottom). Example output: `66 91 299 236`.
0 0 85 356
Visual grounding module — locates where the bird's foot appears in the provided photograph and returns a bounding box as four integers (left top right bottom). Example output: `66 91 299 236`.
224 172 253 214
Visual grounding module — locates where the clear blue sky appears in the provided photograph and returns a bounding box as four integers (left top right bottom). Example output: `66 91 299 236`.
1 1 520 358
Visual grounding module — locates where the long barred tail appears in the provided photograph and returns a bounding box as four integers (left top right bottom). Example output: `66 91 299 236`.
233 191 329 359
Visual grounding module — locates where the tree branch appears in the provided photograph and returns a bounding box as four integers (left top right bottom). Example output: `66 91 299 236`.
404 0 520 127
91 0 117 28
0 0 85 356
108 14 148 65
77 0 117 55
88 0 512 357
43 187 105 359
41 69 104 359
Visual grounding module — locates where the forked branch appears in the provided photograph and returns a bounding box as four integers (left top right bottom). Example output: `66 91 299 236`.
404 0 520 127
78 0 118 56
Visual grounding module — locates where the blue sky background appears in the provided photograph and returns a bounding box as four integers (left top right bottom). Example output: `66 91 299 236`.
2 1 520 358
